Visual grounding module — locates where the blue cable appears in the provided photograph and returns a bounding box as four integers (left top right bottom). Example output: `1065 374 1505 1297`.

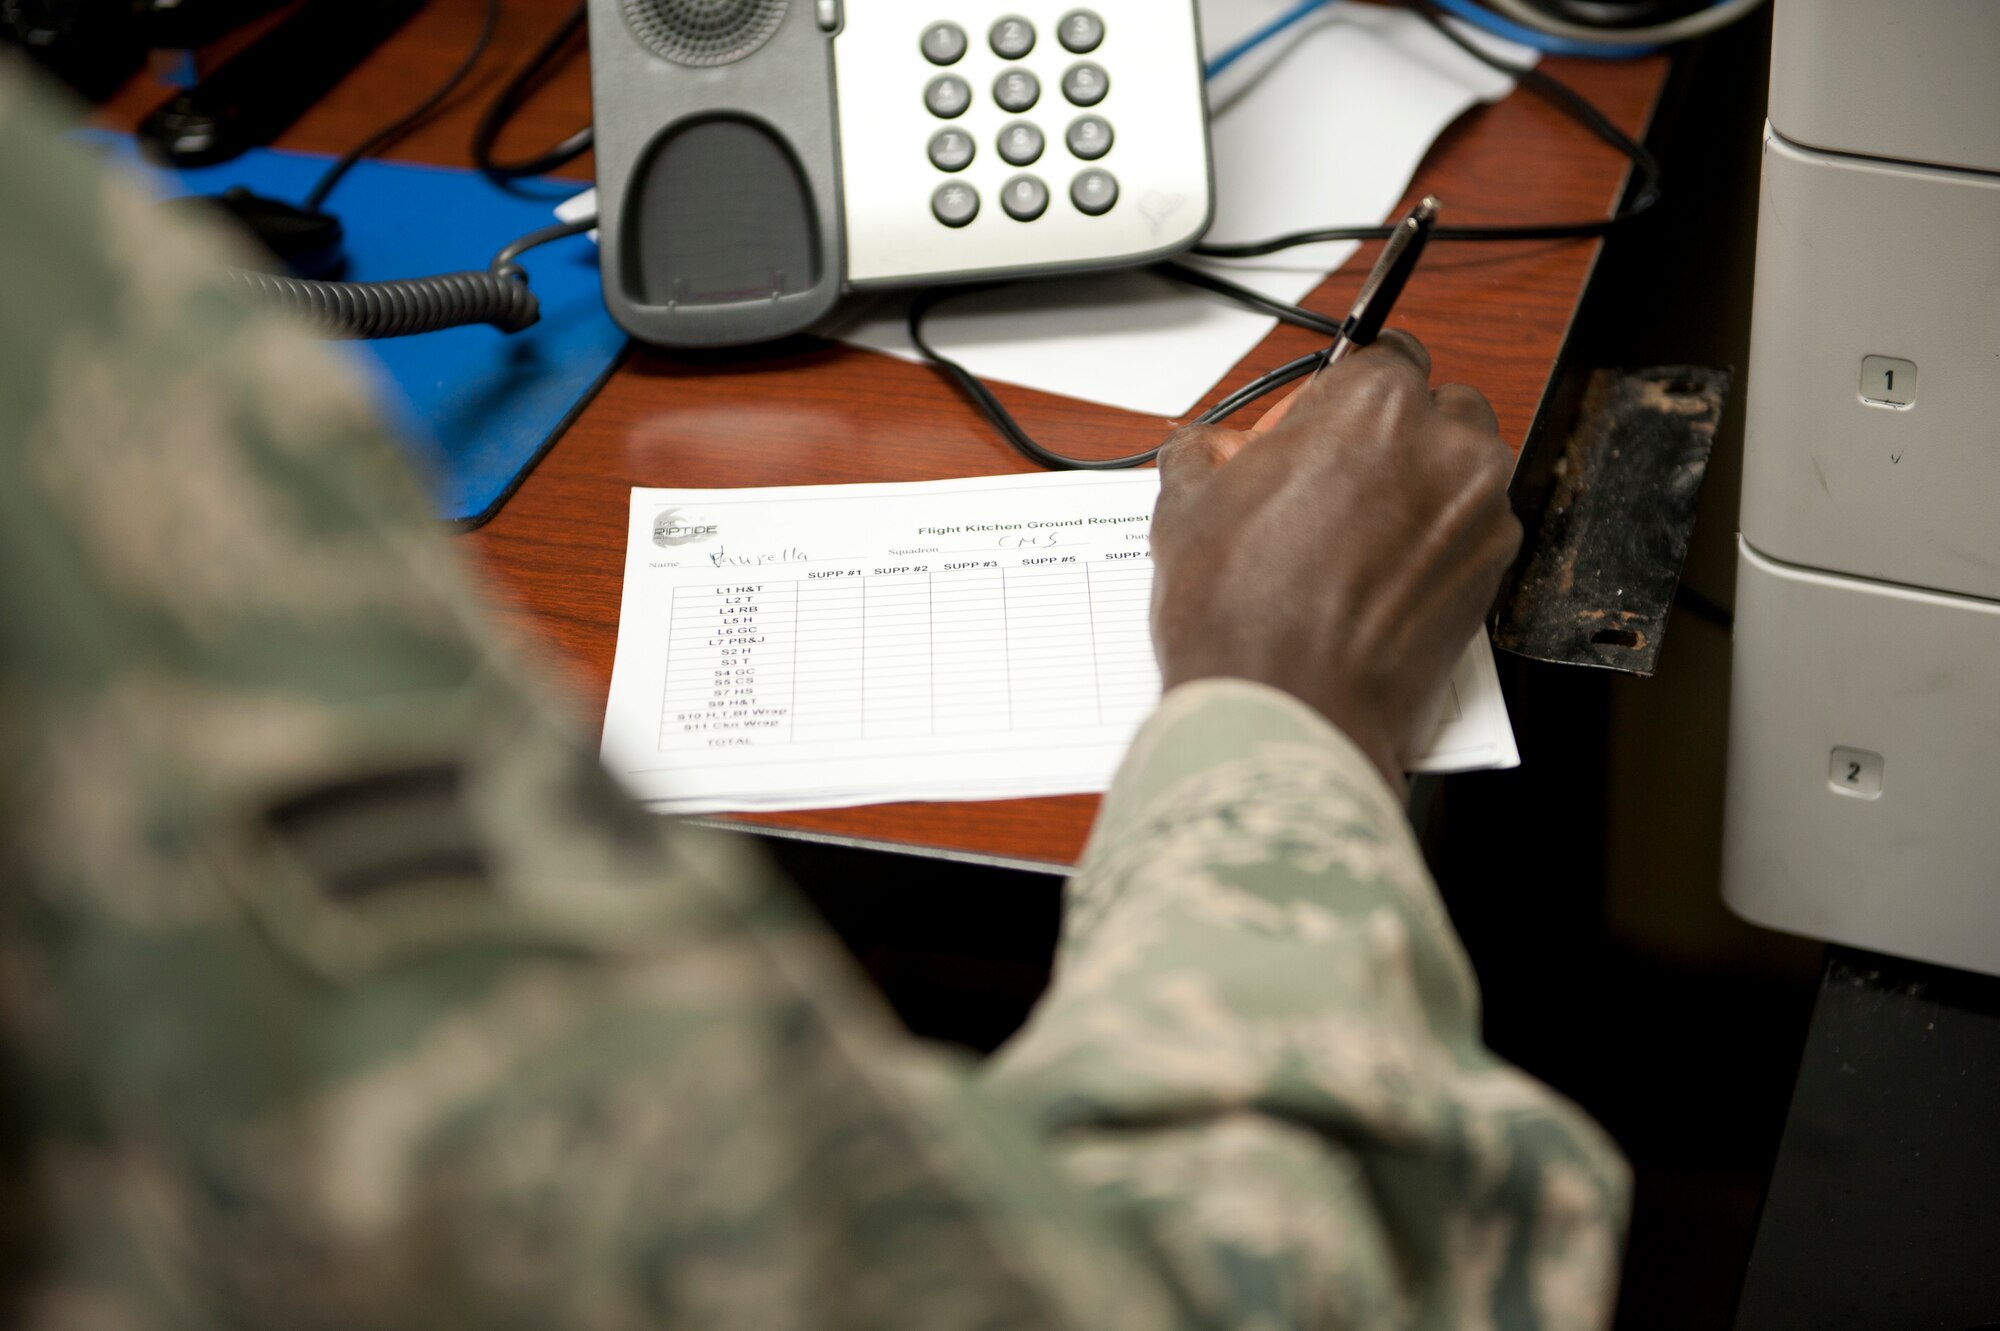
1203 0 1659 78
1204 0 1340 79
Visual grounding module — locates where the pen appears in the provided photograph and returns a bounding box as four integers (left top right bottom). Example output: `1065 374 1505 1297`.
1314 195 1440 376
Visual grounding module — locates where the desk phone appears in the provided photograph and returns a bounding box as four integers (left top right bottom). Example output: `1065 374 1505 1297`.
586 0 1213 347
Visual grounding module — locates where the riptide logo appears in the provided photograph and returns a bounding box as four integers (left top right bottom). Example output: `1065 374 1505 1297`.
653 509 719 547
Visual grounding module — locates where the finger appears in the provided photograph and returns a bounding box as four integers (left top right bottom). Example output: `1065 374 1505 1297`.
1155 423 1246 511
1362 327 1432 383
1431 382 1500 436
1248 375 1314 434
1264 327 1431 435
1249 328 1434 447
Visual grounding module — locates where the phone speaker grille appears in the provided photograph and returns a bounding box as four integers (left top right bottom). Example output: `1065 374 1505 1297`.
621 0 789 66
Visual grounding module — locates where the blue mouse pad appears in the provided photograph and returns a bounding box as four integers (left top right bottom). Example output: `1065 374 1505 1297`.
91 135 626 527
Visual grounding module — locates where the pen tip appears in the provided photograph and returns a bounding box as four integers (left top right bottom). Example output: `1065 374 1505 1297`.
1414 195 1441 222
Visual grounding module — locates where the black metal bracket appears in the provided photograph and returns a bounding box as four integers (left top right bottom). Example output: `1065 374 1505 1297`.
1494 364 1729 676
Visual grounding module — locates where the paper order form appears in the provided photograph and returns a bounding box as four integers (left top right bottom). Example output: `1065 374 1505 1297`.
602 471 1518 814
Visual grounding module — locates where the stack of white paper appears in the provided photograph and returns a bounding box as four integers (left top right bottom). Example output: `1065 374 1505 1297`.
601 471 1518 814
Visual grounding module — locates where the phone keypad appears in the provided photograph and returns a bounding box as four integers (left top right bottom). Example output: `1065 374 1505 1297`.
917 14 1120 224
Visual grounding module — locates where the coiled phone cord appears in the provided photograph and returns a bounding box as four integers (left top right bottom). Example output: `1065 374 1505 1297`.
227 267 538 338
227 215 595 338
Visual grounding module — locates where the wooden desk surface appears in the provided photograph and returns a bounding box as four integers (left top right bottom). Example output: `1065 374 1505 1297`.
98 0 1667 869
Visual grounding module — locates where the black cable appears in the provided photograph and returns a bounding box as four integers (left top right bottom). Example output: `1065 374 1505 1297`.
301 0 501 212
908 276 1336 470
471 0 593 184
489 214 596 279
1154 261 1346 337
1193 0 1662 259
1204 352 1325 422
1551 0 1680 24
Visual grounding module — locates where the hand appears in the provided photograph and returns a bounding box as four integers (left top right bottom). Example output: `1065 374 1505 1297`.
1149 330 1521 789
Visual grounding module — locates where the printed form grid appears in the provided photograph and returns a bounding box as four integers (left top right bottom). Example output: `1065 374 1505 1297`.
658 559 1159 750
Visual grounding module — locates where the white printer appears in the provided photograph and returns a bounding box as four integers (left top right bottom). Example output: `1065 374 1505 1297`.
1723 1 2000 976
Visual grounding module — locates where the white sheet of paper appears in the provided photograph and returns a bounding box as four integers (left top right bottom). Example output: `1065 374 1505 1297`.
602 471 1517 814
829 4 1532 419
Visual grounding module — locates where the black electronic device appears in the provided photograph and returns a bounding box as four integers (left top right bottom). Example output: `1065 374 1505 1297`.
130 0 295 50
137 0 424 167
185 187 348 279
2 0 144 98
3 0 297 101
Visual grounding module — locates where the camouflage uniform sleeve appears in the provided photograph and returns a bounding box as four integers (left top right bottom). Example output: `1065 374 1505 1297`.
986 680 1632 1330
0 67 1202 1331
